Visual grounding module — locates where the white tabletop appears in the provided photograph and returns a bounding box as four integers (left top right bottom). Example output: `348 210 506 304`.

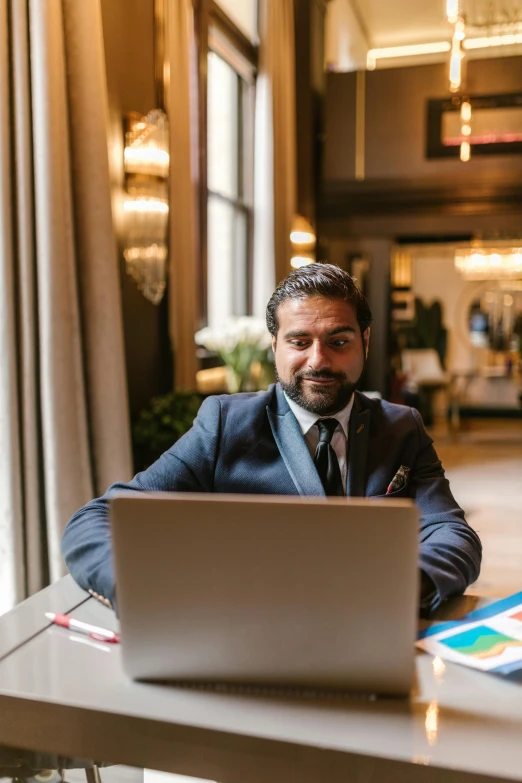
0 579 520 783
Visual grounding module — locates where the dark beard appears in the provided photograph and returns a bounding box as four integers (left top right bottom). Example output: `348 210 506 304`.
277 368 359 415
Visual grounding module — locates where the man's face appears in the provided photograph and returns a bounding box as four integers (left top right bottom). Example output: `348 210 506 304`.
272 296 370 415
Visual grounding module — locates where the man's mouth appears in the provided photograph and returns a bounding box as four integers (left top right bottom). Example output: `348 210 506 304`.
304 377 336 384
300 374 343 387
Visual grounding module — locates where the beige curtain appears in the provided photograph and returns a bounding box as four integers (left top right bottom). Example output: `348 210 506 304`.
0 0 132 615
253 0 297 318
165 0 199 390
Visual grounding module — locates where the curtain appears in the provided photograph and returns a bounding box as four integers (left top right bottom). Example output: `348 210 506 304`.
253 0 297 318
0 0 132 615
165 0 199 391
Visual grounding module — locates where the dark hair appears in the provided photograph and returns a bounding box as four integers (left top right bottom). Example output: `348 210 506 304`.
266 263 373 338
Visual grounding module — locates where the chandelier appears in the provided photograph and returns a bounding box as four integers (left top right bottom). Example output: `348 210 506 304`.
454 242 522 280
123 109 170 305
446 0 522 95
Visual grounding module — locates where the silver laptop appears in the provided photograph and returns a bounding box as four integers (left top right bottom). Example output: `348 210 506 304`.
111 492 419 695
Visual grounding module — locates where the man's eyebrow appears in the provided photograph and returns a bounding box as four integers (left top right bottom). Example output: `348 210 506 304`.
283 330 309 340
283 325 357 340
329 325 357 336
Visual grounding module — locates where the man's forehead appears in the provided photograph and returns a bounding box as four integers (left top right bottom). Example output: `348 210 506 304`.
277 296 359 327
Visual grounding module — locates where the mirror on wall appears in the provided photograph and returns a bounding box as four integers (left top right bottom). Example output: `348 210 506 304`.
468 282 522 364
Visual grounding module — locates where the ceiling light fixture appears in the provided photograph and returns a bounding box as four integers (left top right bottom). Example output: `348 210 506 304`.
463 32 522 49
455 18 466 41
460 100 472 122
366 41 451 68
458 99 472 162
460 140 471 162
446 0 461 25
449 34 465 92
367 14 522 71
455 243 522 280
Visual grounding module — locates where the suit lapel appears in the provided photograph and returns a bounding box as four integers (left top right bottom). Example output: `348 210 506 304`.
346 392 371 497
267 385 325 497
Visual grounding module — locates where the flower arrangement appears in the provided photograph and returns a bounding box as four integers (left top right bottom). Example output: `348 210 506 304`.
195 316 273 393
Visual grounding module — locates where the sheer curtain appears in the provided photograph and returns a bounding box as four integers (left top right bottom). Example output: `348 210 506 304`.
165 0 199 390
0 0 132 614
253 0 297 317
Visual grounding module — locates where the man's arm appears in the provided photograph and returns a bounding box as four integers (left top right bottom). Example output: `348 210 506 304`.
61 395 222 606
410 408 482 612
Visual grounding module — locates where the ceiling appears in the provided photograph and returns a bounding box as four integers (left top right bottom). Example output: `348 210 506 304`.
352 0 455 48
325 0 522 71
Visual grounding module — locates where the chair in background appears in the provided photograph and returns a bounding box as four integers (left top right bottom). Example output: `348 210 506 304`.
401 349 451 425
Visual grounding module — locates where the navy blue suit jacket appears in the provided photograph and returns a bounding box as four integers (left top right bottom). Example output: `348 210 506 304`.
62 386 481 611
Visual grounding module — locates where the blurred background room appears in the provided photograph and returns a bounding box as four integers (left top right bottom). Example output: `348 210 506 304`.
1 0 521 615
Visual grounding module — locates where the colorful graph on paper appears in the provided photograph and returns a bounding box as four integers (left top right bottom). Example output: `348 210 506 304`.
439 625 522 660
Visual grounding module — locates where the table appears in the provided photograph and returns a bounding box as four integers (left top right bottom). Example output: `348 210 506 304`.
0 577 521 783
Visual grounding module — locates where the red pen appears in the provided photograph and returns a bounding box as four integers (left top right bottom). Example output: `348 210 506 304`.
45 612 120 643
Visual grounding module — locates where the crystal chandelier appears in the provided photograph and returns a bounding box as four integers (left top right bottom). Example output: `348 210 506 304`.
445 0 522 90
123 109 170 305
454 242 522 280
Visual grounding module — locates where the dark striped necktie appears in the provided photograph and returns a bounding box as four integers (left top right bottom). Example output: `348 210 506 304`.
314 419 344 497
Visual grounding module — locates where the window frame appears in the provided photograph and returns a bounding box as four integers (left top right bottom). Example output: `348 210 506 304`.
194 0 258 326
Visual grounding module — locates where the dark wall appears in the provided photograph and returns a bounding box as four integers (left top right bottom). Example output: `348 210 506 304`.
101 0 171 419
324 56 522 185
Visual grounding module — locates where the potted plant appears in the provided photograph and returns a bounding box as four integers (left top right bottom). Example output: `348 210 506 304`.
195 316 273 393
132 391 202 471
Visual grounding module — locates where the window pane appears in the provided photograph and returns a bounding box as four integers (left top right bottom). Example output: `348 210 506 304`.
214 0 258 41
207 53 239 199
207 196 248 327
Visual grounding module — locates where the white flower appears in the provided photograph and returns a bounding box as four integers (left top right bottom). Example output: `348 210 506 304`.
195 317 271 352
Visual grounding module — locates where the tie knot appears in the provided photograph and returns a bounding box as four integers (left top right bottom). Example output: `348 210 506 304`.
316 418 339 443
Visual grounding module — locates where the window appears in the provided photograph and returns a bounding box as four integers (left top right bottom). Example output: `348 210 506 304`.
204 4 257 327
213 0 259 43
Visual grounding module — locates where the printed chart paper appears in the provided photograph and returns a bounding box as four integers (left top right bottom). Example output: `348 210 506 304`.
417 592 522 675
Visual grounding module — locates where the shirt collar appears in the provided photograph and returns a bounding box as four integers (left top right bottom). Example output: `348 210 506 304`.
283 391 354 438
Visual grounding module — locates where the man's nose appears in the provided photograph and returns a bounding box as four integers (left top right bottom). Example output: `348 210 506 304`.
308 341 330 371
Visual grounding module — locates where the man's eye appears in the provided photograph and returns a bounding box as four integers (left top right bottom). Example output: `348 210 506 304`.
291 340 307 347
331 339 348 347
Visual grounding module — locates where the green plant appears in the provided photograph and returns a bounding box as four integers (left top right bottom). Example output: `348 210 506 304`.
132 392 202 471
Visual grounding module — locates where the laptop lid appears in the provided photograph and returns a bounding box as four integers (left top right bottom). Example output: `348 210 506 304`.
111 492 419 695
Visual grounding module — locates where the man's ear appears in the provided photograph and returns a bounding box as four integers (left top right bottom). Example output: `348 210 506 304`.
363 327 370 359
271 334 277 353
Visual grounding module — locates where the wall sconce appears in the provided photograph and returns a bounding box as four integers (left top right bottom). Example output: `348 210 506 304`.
290 215 316 245
290 215 316 269
123 109 169 305
291 252 315 269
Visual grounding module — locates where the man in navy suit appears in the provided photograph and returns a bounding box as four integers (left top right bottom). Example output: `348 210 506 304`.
62 264 481 613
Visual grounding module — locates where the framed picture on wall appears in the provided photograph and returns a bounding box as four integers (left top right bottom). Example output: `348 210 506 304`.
426 92 522 159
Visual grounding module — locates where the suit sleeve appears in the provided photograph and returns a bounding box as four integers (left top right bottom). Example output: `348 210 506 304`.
61 395 222 606
410 408 482 612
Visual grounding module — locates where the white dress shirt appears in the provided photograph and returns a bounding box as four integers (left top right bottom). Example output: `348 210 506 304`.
283 392 354 492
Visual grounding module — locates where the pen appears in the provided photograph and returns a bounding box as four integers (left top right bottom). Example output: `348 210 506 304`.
45 612 120 643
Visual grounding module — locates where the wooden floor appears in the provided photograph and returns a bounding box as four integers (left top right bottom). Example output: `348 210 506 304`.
430 418 522 598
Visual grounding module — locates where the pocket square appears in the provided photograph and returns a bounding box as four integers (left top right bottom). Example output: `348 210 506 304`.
386 465 411 495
